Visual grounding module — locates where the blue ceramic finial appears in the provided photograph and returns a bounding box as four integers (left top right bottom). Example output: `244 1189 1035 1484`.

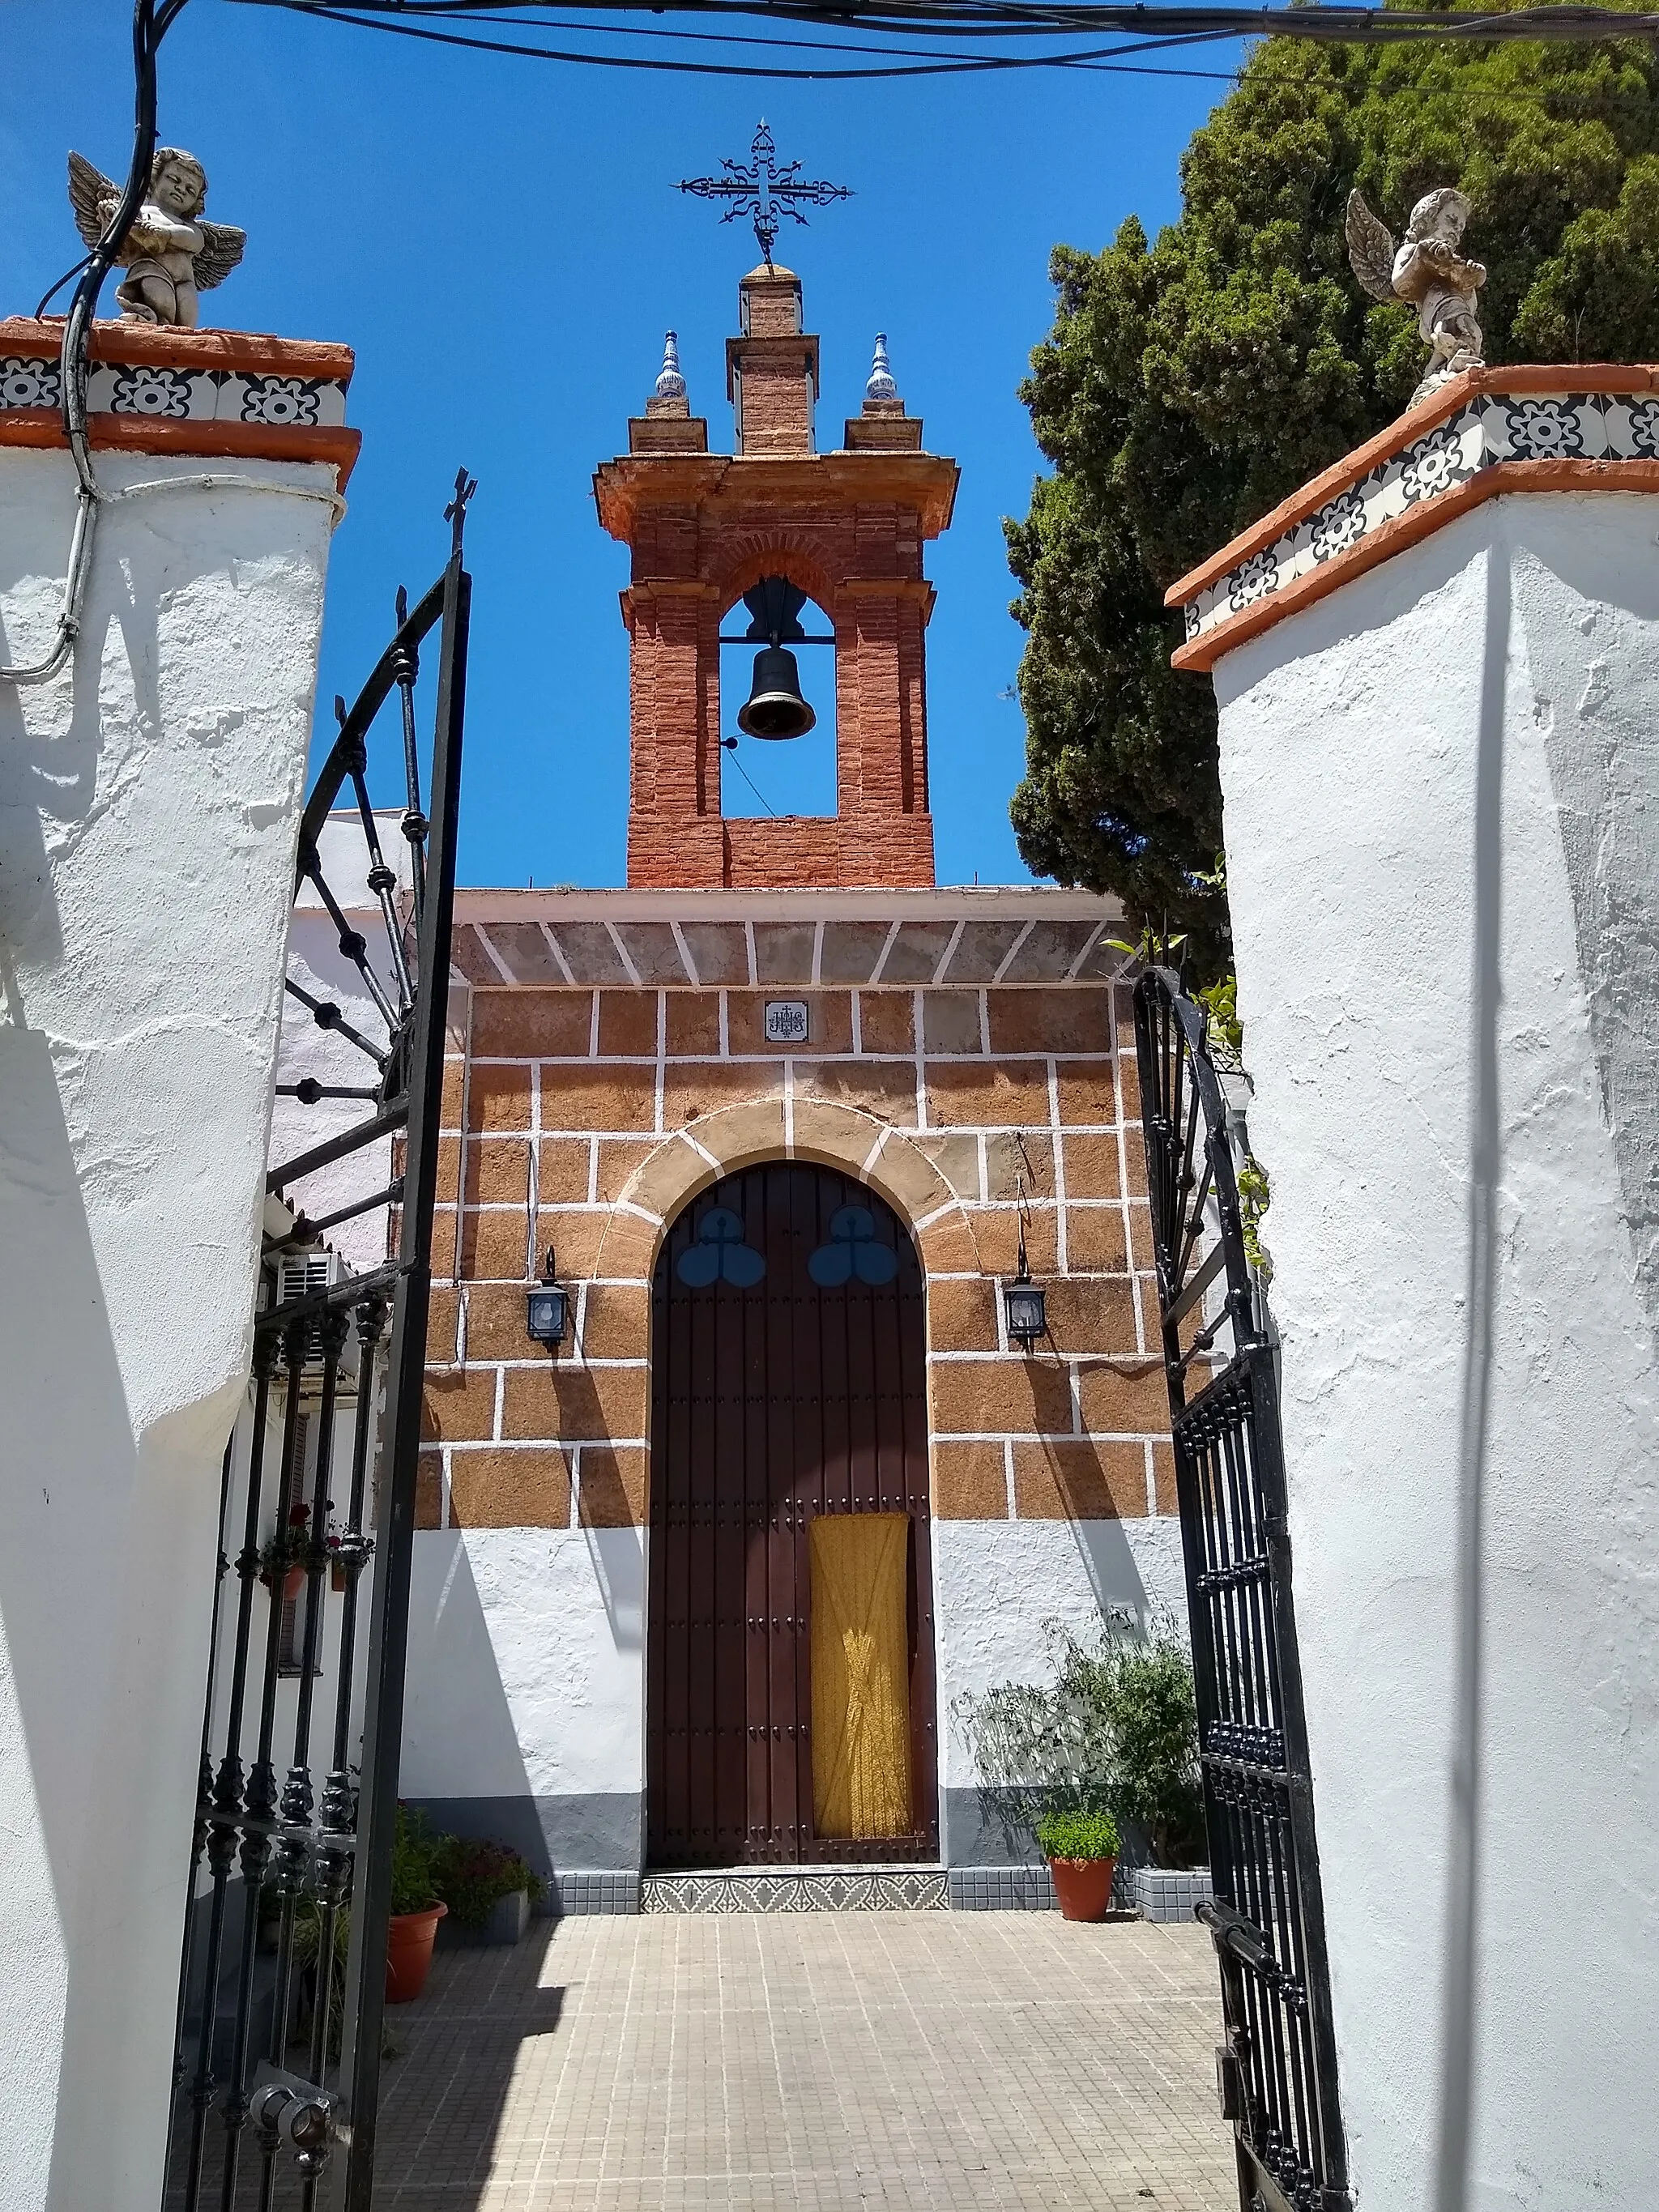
655 330 687 402
865 332 898 403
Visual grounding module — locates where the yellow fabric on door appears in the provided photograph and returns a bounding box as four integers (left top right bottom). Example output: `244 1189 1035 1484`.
810 1512 912 1840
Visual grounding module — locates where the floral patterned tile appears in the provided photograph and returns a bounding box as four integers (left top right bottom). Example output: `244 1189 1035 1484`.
641 1867 949 1913
0 352 347 428
1182 385 1658 649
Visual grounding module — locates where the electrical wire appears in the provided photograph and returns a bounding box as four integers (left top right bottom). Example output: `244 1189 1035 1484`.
242 0 1659 40
380 2 1241 61
234 0 1659 83
255 0 1248 75
1 0 171 684
721 742 783 817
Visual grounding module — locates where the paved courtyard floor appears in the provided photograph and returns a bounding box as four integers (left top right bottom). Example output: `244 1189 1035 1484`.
374 1911 1237 2211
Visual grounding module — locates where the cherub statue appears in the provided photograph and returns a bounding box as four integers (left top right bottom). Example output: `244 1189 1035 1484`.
1346 185 1486 407
67 147 245 328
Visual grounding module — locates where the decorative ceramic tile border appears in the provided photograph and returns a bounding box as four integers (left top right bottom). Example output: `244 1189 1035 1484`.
1170 373 1659 671
0 319 359 482
0 352 346 428
641 1866 949 1912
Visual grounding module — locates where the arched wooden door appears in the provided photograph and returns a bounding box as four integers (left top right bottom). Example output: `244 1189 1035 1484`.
646 1161 938 1869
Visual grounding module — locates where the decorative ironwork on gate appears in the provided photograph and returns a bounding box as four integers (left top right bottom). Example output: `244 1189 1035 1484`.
1132 969 1351 2212
164 475 473 2211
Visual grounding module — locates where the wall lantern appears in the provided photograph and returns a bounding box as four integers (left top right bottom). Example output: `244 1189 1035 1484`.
1002 1222 1047 1349
526 1249 568 1348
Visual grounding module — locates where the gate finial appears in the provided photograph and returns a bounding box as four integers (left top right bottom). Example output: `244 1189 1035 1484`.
445 467 477 559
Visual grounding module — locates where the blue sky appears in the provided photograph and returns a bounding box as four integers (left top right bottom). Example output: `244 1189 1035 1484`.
2 0 1235 887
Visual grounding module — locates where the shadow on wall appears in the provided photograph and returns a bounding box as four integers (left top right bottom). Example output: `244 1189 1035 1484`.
400 1524 648 1883
401 1533 538 1809
0 1026 228 2208
373 1933 565 2204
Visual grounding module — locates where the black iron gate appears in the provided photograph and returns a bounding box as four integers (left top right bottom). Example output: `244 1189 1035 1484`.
164 476 473 2211
1133 969 1350 2212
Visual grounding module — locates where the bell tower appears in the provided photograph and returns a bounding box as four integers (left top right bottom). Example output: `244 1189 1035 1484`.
593 266 958 889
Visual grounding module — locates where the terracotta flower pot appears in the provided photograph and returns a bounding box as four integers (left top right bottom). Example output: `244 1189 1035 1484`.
385 1903 447 2002
1047 1856 1116 1923
261 1563 307 1600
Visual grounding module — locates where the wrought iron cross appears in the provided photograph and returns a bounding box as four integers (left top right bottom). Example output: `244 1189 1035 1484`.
677 121 851 266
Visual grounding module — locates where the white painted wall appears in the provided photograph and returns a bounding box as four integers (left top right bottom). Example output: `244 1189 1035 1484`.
401 1526 646 1801
934 1516 1189 1792
399 1515 1186 1830
1212 491 1659 2212
0 446 338 2210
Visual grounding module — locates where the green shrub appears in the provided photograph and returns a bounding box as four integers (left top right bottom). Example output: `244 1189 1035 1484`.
953 1615 1205 1868
289 1900 396 2061
429 1833 546 1928
389 1803 442 1916
1104 1636 1205 1864
1035 1807 1120 1863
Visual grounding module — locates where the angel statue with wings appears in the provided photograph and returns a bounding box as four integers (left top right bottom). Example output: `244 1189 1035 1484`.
1346 185 1486 407
68 147 245 328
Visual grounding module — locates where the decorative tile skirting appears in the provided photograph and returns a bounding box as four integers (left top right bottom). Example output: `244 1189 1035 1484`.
1170 369 1659 671
1132 1865 1213 1924
642 1865 949 1913
540 1864 1199 1916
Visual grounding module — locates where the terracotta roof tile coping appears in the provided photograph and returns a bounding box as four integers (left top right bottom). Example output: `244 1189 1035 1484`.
1164 363 1659 610
450 884 1124 925
0 316 355 383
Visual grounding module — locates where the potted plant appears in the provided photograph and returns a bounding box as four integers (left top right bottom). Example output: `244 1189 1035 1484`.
953 1613 1206 1921
1036 1806 1121 1922
385 1804 447 2002
430 1834 546 1946
259 1501 313 1600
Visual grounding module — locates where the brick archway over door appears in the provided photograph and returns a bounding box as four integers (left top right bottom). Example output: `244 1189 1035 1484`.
646 1161 938 1869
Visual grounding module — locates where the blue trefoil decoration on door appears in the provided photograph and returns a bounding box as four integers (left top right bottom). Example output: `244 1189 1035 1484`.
677 1206 766 1288
808 1206 898 1287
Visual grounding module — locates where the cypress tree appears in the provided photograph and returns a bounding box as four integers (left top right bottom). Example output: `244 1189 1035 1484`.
1007 13 1659 970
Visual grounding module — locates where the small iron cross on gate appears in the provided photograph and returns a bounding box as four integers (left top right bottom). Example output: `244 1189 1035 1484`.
677 121 851 266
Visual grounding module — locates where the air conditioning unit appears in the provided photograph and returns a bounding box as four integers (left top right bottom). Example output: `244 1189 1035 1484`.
278 1247 346 1308
271 1247 362 1390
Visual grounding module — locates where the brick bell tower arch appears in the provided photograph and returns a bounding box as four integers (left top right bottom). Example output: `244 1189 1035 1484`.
593 264 958 889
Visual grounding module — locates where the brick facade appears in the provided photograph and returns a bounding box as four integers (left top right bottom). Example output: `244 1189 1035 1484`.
419 897 1166 1537
595 266 957 892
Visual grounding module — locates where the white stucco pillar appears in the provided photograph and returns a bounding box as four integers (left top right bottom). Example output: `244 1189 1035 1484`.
0 319 356 2210
1169 373 1659 2212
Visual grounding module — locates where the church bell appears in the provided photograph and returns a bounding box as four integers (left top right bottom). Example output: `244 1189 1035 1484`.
737 645 817 740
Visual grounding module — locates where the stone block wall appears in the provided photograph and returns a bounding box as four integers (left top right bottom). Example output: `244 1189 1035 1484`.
418 938 1171 1532
398 893 1190 1887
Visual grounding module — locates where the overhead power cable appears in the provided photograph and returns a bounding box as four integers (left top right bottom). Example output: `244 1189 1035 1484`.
237 0 1659 43
234 0 1659 80
249 0 1247 75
